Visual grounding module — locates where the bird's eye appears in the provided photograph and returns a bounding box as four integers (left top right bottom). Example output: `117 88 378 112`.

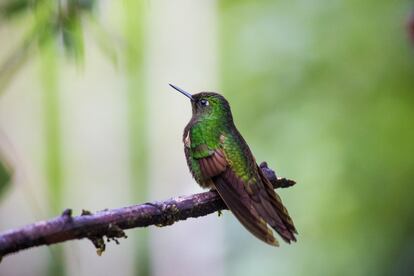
200 99 209 106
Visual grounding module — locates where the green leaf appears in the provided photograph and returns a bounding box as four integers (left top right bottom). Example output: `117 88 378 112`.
61 13 84 62
0 157 12 200
0 0 30 20
88 14 118 66
72 0 97 12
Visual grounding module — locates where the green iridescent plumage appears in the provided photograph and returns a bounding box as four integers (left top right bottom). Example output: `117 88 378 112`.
171 84 297 246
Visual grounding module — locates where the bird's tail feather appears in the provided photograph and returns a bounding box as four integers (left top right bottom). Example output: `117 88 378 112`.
213 167 297 245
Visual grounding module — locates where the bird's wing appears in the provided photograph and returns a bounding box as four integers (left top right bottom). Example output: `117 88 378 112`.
213 164 280 246
192 131 297 245
188 139 279 246
255 164 297 242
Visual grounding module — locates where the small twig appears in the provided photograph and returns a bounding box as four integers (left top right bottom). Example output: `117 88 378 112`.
0 162 296 260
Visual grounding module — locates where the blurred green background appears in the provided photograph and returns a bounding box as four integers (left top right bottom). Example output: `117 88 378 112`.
0 0 413 275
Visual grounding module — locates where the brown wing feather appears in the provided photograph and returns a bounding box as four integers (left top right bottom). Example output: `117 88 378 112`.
248 166 297 242
188 144 297 245
257 166 297 237
213 175 278 246
188 147 278 245
199 150 228 179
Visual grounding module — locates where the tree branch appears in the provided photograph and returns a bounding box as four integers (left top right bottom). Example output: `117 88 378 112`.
0 162 296 260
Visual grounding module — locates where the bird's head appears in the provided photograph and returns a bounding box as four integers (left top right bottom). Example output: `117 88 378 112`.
170 84 233 123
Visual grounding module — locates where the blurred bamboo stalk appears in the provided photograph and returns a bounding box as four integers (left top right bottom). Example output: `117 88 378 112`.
38 2 66 273
40 35 66 276
122 0 150 275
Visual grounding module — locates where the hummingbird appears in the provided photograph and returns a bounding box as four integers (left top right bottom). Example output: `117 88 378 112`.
170 84 297 246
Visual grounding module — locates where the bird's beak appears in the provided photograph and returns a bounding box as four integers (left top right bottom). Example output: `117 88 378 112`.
169 84 194 101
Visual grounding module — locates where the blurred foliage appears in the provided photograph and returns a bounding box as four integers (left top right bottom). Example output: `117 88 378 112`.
220 0 414 275
0 156 11 199
0 0 117 91
0 1 104 275
0 0 96 52
408 10 414 44
0 1 149 275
